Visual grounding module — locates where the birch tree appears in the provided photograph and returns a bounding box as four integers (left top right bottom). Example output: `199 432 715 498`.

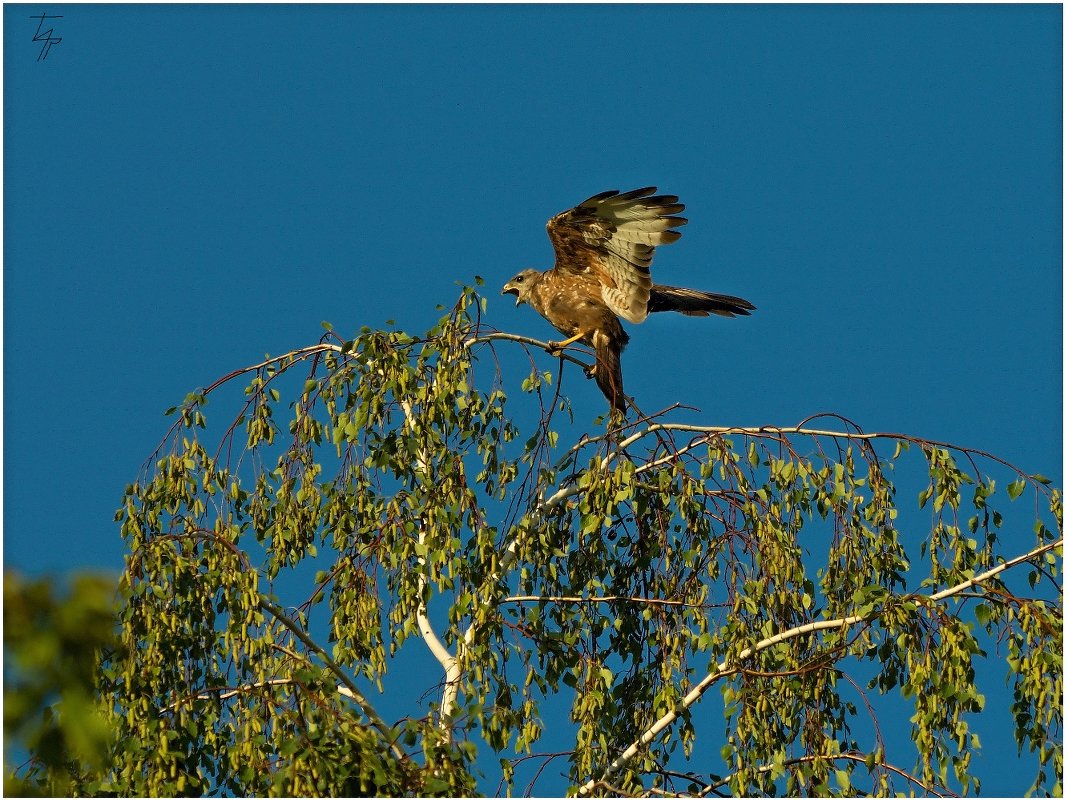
51 283 1062 795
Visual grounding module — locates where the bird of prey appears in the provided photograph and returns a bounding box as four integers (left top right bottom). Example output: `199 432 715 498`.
502 187 755 415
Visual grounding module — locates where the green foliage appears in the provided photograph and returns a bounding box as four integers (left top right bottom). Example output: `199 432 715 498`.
4 571 118 796
25 285 1056 796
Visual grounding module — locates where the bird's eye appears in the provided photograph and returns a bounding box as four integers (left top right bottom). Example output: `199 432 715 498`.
514 274 524 283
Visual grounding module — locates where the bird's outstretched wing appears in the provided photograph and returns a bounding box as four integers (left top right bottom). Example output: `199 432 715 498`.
546 187 687 324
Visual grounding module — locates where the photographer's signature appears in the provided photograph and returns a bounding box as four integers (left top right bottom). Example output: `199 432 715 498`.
30 12 62 61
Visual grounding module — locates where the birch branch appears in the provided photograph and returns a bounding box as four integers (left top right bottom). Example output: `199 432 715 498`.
576 536 1063 795
258 598 406 762
695 751 953 798
395 390 463 734
465 331 594 372
504 594 712 609
162 678 296 712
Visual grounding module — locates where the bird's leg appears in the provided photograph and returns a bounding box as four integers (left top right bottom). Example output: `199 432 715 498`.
546 331 598 380
545 330 586 355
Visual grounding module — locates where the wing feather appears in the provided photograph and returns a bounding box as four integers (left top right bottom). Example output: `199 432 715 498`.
546 187 687 324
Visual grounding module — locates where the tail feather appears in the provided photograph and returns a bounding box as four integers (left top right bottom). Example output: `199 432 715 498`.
591 334 627 416
648 284 756 318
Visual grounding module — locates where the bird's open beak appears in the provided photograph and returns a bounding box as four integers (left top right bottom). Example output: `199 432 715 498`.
502 284 521 306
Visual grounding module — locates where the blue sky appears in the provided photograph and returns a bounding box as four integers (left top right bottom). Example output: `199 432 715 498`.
3 3 1061 795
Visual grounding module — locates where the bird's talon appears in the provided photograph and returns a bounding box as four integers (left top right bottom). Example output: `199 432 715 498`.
583 364 597 380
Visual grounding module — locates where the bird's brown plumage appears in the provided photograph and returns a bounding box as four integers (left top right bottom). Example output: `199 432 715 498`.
502 187 755 415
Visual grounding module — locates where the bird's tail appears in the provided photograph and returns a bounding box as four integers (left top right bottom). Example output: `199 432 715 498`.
591 333 627 416
648 284 756 318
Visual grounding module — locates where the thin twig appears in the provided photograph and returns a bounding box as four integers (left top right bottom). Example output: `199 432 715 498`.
465 331 594 373
503 594 710 609
698 751 955 798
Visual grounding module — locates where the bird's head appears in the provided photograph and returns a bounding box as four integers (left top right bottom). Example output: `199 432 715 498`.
502 269 539 307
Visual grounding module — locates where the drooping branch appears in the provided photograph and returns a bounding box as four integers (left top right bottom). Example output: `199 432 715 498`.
258 598 406 763
162 678 297 712
576 536 1063 795
601 421 1054 498
148 343 340 461
503 595 715 609
695 751 955 798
